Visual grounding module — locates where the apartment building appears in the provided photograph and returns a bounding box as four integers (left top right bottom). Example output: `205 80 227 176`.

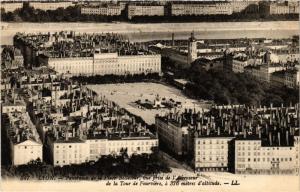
14 32 161 75
244 63 285 83
271 70 286 87
39 52 161 76
6 112 43 166
29 2 74 11
274 49 300 63
0 2 23 12
194 136 234 171
231 1 259 13
50 138 89 167
155 115 190 156
2 99 27 114
81 4 121 16
285 67 300 89
87 133 158 161
171 2 232 16
127 5 165 19
2 47 24 70
235 134 299 174
269 1 299 15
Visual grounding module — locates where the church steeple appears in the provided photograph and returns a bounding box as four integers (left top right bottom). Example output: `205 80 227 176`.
187 31 197 65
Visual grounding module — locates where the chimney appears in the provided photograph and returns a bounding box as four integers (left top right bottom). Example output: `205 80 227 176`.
73 128 75 137
65 129 69 141
17 134 20 143
217 126 220 136
105 129 108 137
207 127 210 136
54 128 58 140
197 121 201 130
179 116 182 125
286 130 289 145
243 128 247 139
269 132 272 146
278 132 281 146
270 102 273 109
259 128 262 139
171 33 174 47
13 94 16 104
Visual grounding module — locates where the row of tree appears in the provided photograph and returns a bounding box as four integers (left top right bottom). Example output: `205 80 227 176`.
183 69 299 107
1 150 171 180
71 73 160 84
1 3 298 22
1 5 127 22
161 55 299 107
129 13 298 23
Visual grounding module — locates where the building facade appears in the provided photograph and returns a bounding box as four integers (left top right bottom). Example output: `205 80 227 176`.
271 70 286 87
6 112 43 166
49 133 158 167
171 2 232 16
285 67 300 89
127 5 165 19
232 57 249 73
12 140 43 166
231 1 258 13
235 138 298 174
39 53 161 76
155 116 190 156
269 1 299 15
28 2 74 11
194 136 234 172
87 136 158 161
50 139 89 167
244 64 285 83
1 2 23 12
81 5 121 16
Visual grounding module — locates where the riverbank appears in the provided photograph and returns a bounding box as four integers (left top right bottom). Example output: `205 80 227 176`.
1 21 298 44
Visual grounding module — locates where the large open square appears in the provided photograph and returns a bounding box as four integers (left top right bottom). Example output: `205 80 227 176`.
88 82 206 124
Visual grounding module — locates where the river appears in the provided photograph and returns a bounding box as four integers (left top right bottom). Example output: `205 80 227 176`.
1 21 299 45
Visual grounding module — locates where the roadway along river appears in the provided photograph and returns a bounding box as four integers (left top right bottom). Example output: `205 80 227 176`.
1 21 299 44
